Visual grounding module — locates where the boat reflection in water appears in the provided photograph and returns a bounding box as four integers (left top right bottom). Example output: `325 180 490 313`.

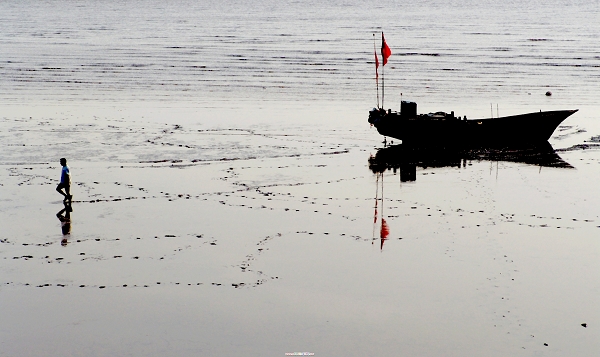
368 141 572 182
369 141 571 250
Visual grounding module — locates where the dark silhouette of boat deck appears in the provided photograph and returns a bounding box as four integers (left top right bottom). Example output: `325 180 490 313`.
368 101 578 146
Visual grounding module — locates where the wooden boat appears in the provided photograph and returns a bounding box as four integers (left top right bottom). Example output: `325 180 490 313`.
368 101 578 146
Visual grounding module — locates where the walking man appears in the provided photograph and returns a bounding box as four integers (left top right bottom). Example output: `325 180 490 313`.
56 158 72 202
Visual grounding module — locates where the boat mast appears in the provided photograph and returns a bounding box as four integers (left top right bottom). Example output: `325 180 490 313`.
374 34 380 108
382 55 385 109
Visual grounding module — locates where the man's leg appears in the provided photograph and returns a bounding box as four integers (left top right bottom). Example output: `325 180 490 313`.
56 183 66 198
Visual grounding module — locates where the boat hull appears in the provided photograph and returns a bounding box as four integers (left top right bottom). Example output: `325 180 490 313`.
369 109 578 147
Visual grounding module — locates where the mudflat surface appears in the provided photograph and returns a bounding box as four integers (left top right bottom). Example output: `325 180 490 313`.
1 111 599 356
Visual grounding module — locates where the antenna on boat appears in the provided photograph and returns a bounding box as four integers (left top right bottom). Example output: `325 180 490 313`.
400 93 402 113
497 103 499 118
491 103 493 118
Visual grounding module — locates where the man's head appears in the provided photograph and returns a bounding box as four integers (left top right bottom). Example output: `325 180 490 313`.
60 158 67 166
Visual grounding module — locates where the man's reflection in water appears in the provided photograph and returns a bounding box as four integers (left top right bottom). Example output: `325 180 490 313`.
56 201 72 246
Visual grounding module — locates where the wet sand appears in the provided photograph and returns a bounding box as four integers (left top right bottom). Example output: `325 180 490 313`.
1 103 599 356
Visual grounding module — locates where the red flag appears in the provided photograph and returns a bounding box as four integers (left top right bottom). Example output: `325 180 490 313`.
374 50 379 79
381 33 392 66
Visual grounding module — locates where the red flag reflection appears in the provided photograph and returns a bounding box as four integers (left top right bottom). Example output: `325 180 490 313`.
380 218 389 250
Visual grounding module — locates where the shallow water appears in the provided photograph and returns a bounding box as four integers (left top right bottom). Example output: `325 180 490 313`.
1 0 599 356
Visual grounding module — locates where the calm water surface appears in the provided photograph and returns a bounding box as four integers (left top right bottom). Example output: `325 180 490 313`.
2 0 599 118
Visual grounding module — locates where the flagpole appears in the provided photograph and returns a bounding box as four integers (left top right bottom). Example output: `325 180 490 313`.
381 32 385 109
382 53 385 109
373 34 379 108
